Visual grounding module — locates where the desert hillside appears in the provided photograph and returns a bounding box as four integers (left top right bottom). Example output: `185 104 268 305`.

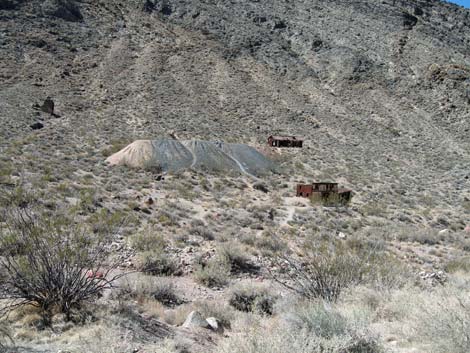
0 0 469 352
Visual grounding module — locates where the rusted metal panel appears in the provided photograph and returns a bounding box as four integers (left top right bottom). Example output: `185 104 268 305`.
297 184 313 197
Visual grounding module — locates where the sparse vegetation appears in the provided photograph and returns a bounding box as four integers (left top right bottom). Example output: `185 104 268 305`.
0 195 125 322
139 250 179 276
229 284 275 315
193 257 230 287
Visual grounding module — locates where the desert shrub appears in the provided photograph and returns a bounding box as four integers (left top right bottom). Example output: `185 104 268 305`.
139 250 179 276
130 227 166 252
255 234 287 255
190 225 215 241
444 256 470 273
395 227 443 245
116 275 181 307
286 304 349 338
217 303 383 353
229 284 275 315
413 290 470 353
193 257 230 287
0 201 124 321
0 321 12 351
272 240 409 302
272 246 367 302
218 243 258 274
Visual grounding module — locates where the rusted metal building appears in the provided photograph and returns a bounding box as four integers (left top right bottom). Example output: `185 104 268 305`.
296 182 352 203
268 135 303 148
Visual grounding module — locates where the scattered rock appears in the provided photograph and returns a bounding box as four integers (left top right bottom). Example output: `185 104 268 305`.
206 317 224 334
182 311 211 329
30 122 44 130
419 270 446 285
253 182 269 193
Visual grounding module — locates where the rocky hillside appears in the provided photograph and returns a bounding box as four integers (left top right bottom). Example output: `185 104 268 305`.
1 1 470 352
1 0 469 225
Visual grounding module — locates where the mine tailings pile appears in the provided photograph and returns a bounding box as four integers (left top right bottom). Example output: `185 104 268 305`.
106 139 277 177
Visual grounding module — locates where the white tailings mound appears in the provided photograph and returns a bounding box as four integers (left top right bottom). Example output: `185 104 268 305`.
106 139 277 176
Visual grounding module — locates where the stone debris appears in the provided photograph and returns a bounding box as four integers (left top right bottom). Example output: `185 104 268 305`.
419 270 446 285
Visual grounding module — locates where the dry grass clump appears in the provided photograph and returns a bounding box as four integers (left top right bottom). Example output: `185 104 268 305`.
114 275 181 307
130 226 166 252
412 289 470 353
138 250 180 276
193 257 230 287
217 301 383 353
194 243 258 287
0 321 12 350
218 243 258 274
444 256 470 273
190 224 215 241
229 284 276 315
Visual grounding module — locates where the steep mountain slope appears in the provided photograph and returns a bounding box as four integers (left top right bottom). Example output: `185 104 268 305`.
0 0 469 225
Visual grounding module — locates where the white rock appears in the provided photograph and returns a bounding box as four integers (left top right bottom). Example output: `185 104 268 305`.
182 311 210 329
206 317 224 334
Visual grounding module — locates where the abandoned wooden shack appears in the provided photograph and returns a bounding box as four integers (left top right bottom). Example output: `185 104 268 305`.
268 135 303 148
296 182 352 203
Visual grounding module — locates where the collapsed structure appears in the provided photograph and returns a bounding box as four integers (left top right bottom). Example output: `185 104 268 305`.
268 135 303 148
296 182 352 203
